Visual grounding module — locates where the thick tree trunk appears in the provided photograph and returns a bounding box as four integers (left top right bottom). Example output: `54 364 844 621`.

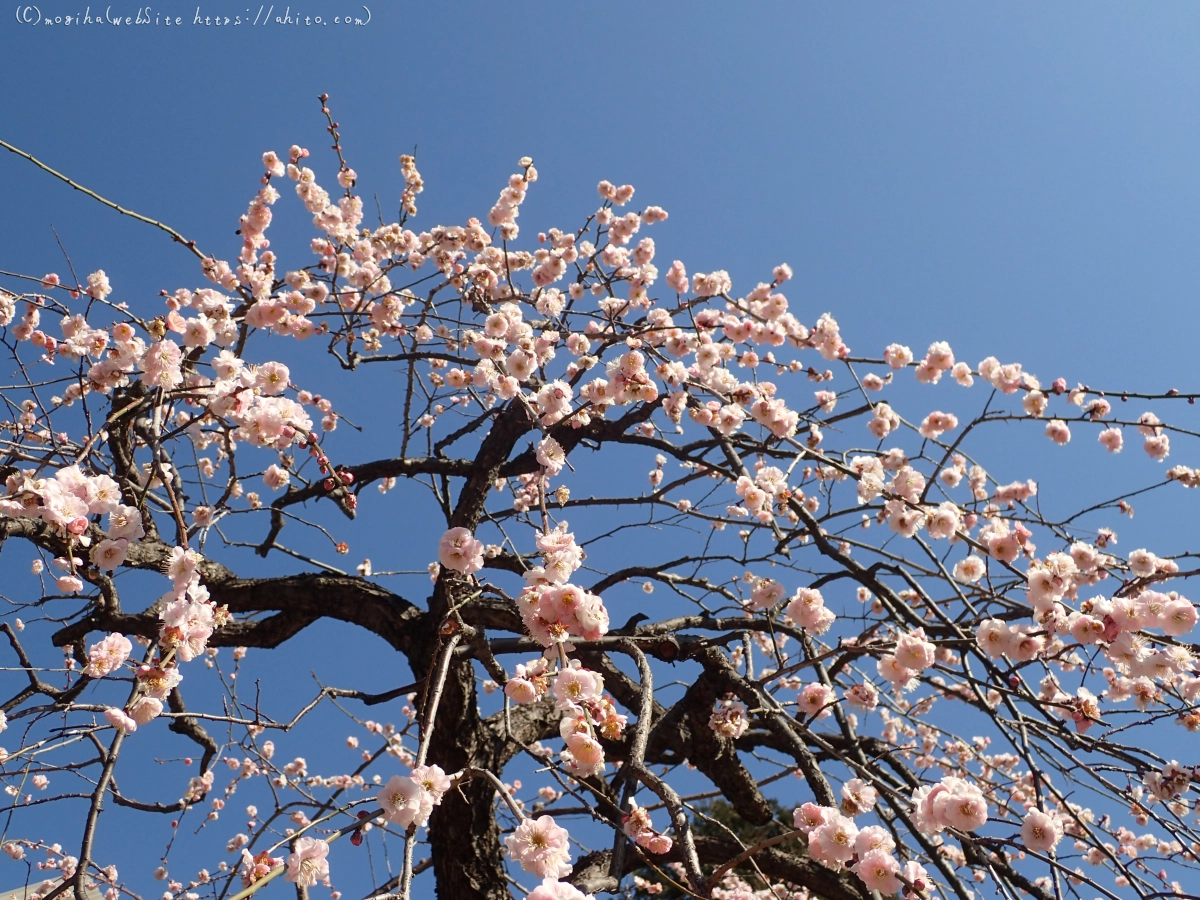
425 657 511 900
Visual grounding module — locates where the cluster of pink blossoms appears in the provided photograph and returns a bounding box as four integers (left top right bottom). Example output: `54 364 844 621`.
377 764 452 829
19 271 326 450
875 627 938 691
730 465 792 523
1 466 142 587
884 341 960 385
972 534 1199 732
503 656 551 704
157 548 226 662
239 850 283 889
556 703 613 779
785 587 837 634
84 547 228 735
1143 760 1194 803
7 132 1200 900
621 800 673 854
911 776 990 834
515 528 609 647
708 699 750 739
437 526 485 575
84 633 132 679
795 802 929 896
444 521 625 789
516 582 608 648
507 657 626 778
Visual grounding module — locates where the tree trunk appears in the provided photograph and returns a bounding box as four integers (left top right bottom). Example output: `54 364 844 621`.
425 657 510 899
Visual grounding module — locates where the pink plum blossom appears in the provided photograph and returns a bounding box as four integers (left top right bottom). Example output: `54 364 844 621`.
526 880 593 900
284 837 329 887
1020 808 1064 853
505 816 572 880
85 633 132 678
854 849 901 894
92 539 128 570
438 527 485 575
103 707 136 733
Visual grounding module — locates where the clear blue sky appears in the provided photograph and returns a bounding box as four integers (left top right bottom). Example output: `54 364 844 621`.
3 2 1200 896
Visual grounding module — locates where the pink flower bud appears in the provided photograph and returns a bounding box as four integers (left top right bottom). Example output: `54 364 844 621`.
56 575 84 594
644 833 672 854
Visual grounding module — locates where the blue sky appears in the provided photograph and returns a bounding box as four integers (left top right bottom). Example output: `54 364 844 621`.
7 3 1200 386
3 2 1200 897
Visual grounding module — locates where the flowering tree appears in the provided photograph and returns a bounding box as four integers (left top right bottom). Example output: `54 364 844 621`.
0 98 1198 900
